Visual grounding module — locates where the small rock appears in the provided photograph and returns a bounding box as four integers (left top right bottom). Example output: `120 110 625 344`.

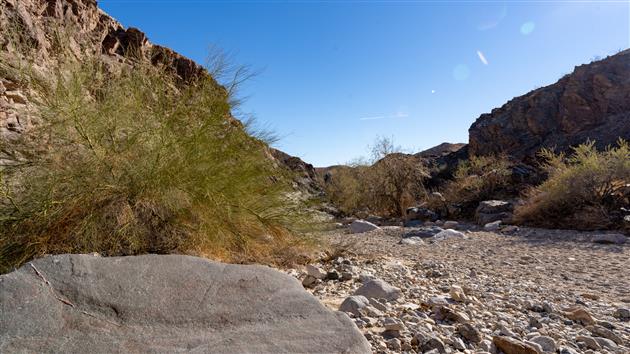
613 307 630 321
339 295 370 317
563 306 596 325
592 337 617 350
575 335 600 350
399 237 423 245
326 271 340 280
480 339 495 353
382 317 405 331
433 305 469 323
477 200 513 214
458 323 483 343
586 325 623 344
443 220 459 229
349 220 380 233
558 347 579 354
449 285 468 302
385 338 401 351
306 265 327 280
484 220 502 231
498 324 517 337
353 279 401 301
427 296 449 306
580 293 599 300
422 337 446 354
433 229 467 241
528 317 543 329
452 337 466 350
368 298 388 312
406 207 439 222
524 340 544 354
492 336 540 354
361 305 384 318
530 335 557 353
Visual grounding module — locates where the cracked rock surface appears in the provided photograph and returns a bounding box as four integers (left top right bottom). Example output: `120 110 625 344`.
0 254 370 354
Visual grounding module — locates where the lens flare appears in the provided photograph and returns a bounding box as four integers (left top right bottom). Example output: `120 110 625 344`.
453 64 470 81
521 21 536 35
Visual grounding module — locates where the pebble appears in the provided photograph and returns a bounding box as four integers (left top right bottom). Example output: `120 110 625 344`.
290 226 630 354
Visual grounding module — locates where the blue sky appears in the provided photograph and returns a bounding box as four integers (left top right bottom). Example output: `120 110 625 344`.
100 0 629 167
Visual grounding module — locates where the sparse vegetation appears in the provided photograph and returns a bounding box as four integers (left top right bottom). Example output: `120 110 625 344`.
436 154 512 217
515 140 630 230
323 137 427 217
0 55 314 272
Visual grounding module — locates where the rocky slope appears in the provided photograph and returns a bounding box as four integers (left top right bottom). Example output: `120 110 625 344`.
469 49 630 161
270 148 324 196
414 143 469 189
0 0 219 165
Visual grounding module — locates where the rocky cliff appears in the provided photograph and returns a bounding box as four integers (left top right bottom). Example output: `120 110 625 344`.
270 148 324 196
469 49 630 161
0 0 213 164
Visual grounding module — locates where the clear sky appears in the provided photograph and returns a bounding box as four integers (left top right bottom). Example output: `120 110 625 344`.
99 0 629 167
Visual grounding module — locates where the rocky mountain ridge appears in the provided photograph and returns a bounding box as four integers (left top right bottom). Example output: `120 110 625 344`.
469 49 630 161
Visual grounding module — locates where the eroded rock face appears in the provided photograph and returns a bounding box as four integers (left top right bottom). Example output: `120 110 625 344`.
0 254 371 353
270 148 324 196
469 49 630 161
0 0 215 165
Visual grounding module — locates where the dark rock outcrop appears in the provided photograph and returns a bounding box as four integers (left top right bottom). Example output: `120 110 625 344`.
475 200 514 225
270 148 323 196
415 143 469 189
469 49 630 161
416 142 467 159
0 254 371 353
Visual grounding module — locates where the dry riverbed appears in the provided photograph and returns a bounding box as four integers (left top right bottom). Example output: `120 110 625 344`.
286 225 630 354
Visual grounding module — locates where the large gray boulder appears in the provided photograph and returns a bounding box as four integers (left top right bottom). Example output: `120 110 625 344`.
0 254 371 353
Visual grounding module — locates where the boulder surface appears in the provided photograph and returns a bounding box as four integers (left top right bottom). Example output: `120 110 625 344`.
0 254 371 353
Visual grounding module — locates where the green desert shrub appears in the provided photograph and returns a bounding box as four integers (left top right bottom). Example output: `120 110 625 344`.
365 153 428 217
323 165 366 216
323 137 427 218
0 59 313 272
515 140 630 229
437 154 512 216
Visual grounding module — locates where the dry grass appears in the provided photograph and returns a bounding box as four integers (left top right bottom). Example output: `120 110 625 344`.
515 140 630 230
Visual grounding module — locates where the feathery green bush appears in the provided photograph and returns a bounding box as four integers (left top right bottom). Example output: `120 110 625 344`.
436 154 512 216
515 140 630 229
0 59 313 272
